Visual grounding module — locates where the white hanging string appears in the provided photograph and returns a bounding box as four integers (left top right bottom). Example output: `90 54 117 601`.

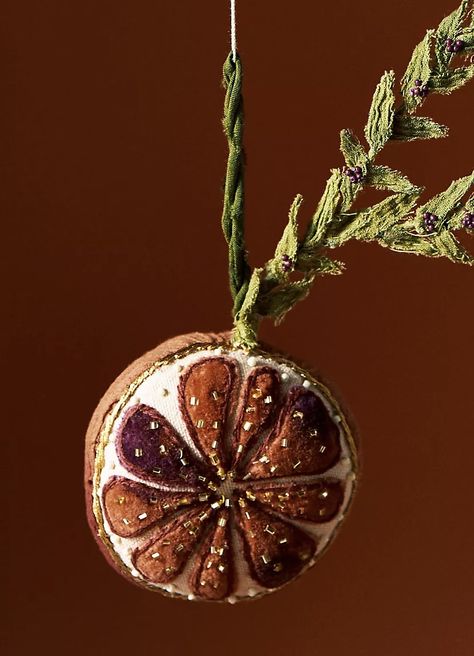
230 0 237 61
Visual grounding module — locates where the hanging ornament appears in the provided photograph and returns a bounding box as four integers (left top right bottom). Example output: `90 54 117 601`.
85 0 474 603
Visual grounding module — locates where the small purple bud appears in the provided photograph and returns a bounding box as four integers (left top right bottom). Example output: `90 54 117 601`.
281 254 293 272
344 166 363 184
415 79 422 86
453 39 465 52
463 212 474 230
423 211 438 233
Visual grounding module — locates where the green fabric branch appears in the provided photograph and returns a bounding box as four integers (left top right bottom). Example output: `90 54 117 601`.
228 1 474 349
221 53 251 317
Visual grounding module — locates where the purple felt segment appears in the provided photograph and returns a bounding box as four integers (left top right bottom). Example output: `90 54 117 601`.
245 387 341 480
293 389 332 428
117 404 210 488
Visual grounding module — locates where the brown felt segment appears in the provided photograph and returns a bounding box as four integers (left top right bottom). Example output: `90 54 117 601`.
188 509 234 600
245 386 341 480
179 357 236 478
232 366 281 471
234 498 317 589
133 505 213 584
246 480 345 523
116 404 212 488
102 477 202 538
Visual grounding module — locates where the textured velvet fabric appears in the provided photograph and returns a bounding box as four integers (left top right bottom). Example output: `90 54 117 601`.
118 404 210 487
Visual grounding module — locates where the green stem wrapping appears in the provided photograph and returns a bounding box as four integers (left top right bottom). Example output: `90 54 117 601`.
221 53 251 319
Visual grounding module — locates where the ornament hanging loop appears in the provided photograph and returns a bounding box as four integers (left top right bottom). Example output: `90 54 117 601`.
230 0 237 62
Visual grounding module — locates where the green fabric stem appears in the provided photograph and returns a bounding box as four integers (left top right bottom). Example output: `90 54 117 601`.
221 53 251 319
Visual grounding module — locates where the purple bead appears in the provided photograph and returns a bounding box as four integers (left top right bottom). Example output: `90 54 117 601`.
453 39 465 52
343 165 364 184
463 212 474 230
423 211 438 233
281 254 293 272
410 79 429 99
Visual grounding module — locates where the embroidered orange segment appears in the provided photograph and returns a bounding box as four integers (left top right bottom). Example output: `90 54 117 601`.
117 404 211 487
179 358 236 477
234 499 317 588
247 480 344 523
189 509 233 600
232 366 281 471
246 387 341 479
103 477 200 538
133 505 213 584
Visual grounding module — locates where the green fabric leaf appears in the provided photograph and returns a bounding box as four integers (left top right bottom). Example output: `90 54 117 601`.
258 275 315 325
466 193 474 212
368 165 419 193
381 232 439 257
401 29 434 112
434 0 469 73
310 256 345 275
448 192 474 228
430 65 474 94
391 114 449 141
379 224 472 264
340 129 368 168
419 173 474 219
339 167 358 212
274 194 302 262
232 268 263 348
459 26 474 48
379 175 474 265
303 170 344 246
431 231 473 264
297 252 345 275
266 195 303 283
364 70 396 157
325 189 421 248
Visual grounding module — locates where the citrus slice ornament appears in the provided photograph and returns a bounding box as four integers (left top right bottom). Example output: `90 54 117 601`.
85 333 357 602
85 1 474 603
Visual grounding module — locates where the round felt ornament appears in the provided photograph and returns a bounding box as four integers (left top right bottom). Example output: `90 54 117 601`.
85 333 358 602
85 1 473 603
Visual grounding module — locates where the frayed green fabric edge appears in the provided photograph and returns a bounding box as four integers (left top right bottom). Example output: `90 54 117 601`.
224 1 474 349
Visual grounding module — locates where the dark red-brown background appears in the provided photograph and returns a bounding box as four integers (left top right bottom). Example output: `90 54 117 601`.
3 1 473 654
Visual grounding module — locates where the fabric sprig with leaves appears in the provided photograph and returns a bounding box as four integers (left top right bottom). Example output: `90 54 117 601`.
222 0 474 348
